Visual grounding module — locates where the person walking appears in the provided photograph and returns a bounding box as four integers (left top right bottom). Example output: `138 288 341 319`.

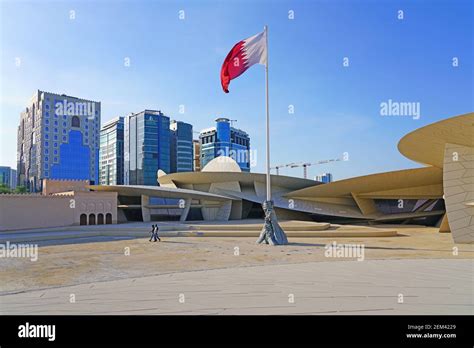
154 225 161 242
149 224 156 242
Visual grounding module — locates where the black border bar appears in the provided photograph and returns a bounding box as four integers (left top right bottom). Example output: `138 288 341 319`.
0 315 472 346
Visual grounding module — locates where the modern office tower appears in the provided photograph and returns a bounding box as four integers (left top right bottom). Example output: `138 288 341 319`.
199 117 251 171
17 90 100 192
124 110 170 185
100 117 124 185
315 173 333 183
193 139 201 171
0 166 11 188
9 168 17 189
0 166 16 189
170 120 193 173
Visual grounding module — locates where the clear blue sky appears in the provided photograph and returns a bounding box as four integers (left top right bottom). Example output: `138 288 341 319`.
1 0 472 180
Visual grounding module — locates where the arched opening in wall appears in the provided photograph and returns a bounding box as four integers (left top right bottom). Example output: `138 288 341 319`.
97 213 104 225
88 213 96 225
71 116 80 128
106 213 112 224
80 214 87 225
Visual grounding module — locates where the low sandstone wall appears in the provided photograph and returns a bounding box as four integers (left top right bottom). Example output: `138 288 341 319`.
0 194 74 231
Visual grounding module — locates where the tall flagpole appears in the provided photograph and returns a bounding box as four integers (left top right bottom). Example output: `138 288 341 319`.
257 25 288 245
264 25 271 202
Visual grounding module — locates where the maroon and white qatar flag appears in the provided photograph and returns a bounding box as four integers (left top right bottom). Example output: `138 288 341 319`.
220 30 267 93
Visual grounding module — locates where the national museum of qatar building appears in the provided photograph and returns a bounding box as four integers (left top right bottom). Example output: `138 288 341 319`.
1 112 472 244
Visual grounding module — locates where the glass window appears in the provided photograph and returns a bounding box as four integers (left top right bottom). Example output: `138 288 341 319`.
45 134 49 139
72 116 80 127
49 130 91 181
45 141 49 146
45 156 49 162
54 142 58 147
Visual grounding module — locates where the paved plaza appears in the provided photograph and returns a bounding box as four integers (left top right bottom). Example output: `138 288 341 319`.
1 223 473 315
1 259 472 315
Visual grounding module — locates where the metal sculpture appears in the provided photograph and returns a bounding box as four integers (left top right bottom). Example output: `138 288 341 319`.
256 200 288 245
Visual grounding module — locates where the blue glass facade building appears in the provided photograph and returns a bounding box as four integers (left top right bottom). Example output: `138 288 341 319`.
124 110 170 185
17 90 100 192
170 120 193 173
199 118 251 171
315 173 333 183
50 130 92 180
100 117 125 185
0 166 16 189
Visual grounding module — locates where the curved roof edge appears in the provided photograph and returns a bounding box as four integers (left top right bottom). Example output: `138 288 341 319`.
397 112 474 168
201 156 242 173
159 171 319 191
285 166 442 199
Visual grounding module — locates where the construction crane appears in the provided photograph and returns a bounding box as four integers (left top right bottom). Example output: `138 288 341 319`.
271 162 297 176
271 157 344 179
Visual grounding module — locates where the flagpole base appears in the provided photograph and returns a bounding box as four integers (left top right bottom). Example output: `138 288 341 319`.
256 200 288 245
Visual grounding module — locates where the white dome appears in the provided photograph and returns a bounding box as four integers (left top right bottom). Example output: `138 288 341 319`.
202 156 242 173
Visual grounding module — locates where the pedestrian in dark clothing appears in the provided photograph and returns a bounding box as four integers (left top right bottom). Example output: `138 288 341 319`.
149 224 156 242
154 225 161 242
